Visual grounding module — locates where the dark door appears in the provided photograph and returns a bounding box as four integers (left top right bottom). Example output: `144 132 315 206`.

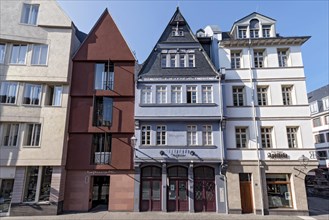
168 179 188 211
239 173 253 213
91 176 109 209
140 166 162 211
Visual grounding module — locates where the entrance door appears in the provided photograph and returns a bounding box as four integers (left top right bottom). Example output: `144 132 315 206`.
0 179 14 213
91 176 109 209
194 166 216 212
140 166 161 211
239 173 253 213
167 166 188 212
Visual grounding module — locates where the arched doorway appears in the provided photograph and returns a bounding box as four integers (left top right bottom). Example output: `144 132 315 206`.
305 168 329 216
167 166 188 212
140 166 162 211
194 166 216 212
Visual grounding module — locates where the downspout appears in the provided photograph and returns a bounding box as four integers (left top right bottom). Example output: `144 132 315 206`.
248 39 265 216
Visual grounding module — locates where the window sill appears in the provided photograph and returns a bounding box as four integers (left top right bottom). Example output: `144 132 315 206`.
0 102 18 106
22 146 41 148
19 22 38 27
140 103 217 107
22 104 41 107
8 63 27 66
139 145 217 149
22 201 51 205
30 64 48 67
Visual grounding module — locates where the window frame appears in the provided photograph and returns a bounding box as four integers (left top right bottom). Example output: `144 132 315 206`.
171 85 182 104
237 26 247 39
10 44 28 65
235 127 248 148
23 123 41 147
202 85 213 104
141 86 152 104
31 44 48 66
0 123 20 147
315 133 325 144
0 43 6 64
0 81 19 104
262 25 271 38
187 125 197 146
156 86 167 104
92 133 112 164
156 125 167 145
230 51 241 69
186 86 197 104
323 97 329 110
94 63 114 91
254 50 264 68
310 101 319 114
202 125 213 146
278 49 288 67
282 85 293 105
20 3 39 25
232 86 245 106
312 118 321 127
261 127 273 148
257 86 268 106
141 125 151 146
286 127 298 148
22 83 42 106
93 96 113 127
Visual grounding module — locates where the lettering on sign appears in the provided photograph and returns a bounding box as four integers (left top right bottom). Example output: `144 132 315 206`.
267 152 289 159
86 171 113 175
168 149 191 158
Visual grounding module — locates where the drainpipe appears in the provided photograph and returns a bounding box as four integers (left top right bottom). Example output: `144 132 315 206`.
248 39 265 216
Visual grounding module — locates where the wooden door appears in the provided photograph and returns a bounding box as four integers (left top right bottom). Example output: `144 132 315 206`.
168 179 188 212
240 181 253 213
140 180 161 211
194 180 216 212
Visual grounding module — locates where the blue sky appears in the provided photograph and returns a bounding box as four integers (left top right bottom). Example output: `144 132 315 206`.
58 0 329 92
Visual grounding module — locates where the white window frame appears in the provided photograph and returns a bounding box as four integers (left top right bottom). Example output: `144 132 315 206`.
310 101 318 114
231 51 241 69
202 85 213 103
250 29 259 38
254 50 264 68
237 26 247 39
156 125 166 145
23 83 42 106
10 44 27 64
161 54 167 67
179 54 186 67
0 43 6 63
141 86 152 104
20 3 39 25
24 123 41 147
313 118 321 127
282 85 293 105
187 125 197 146
188 54 195 67
187 86 197 104
170 54 176 67
257 86 268 106
286 127 298 148
261 127 273 148
31 44 48 65
141 125 151 145
0 81 19 104
323 97 329 110
202 125 212 145
262 25 271 38
315 133 325 144
235 127 248 148
156 86 167 104
324 115 329 125
171 86 182 104
0 123 20 147
278 49 288 67
52 86 63 106
232 86 245 106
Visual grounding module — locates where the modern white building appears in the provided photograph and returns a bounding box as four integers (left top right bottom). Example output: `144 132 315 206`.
203 12 318 215
0 0 83 216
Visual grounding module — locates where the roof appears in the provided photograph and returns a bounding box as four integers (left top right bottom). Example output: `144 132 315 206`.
138 7 219 79
220 36 310 47
308 84 329 103
233 12 276 25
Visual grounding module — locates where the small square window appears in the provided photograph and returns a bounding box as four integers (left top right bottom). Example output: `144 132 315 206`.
31 44 48 65
10 44 27 64
21 3 39 25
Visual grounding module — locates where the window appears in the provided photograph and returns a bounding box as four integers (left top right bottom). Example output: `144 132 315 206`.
141 86 152 104
325 115 329 125
315 133 325 144
171 86 182 104
0 81 18 104
21 3 39 25
202 125 212 145
161 54 167 67
141 125 151 145
23 166 52 203
170 54 176 67
187 86 197 104
202 86 212 103
261 127 272 148
0 43 6 63
93 97 113 126
316 151 327 159
257 86 268 106
92 133 111 164
31 44 48 65
187 125 197 146
326 133 329 142
266 174 292 208
287 127 298 148
10 44 27 64
310 102 318 114
46 85 62 106
156 125 166 145
94 63 114 90
249 19 259 38
238 26 247 39
0 179 14 213
254 50 264 68
0 123 19 147
156 86 167 104
282 85 293 105
233 86 245 106
312 118 321 127
231 51 241 69
179 54 186 67
236 127 248 148
23 84 42 105
323 97 329 110
24 123 41 146
262 25 271 38
278 49 288 67
188 54 195 67
172 31 184 37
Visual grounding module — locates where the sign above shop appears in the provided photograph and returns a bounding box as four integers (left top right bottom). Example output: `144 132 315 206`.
267 151 289 159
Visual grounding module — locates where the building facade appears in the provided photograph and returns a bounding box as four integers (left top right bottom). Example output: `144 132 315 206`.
0 0 81 216
133 8 227 213
63 9 136 212
203 12 318 215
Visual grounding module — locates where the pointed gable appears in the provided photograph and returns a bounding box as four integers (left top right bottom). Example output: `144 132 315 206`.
139 7 218 78
74 9 135 61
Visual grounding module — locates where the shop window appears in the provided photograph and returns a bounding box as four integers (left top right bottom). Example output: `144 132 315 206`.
266 174 292 208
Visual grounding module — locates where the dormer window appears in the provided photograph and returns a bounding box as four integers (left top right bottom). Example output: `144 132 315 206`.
161 50 195 68
249 19 259 38
238 26 247 39
172 22 184 36
310 101 319 114
262 25 271 38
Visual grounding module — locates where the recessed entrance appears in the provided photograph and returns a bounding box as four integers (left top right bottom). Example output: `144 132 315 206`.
140 166 161 211
91 176 109 210
167 166 188 212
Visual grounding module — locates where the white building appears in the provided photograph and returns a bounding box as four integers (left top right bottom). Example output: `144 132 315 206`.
0 0 82 216
203 12 318 215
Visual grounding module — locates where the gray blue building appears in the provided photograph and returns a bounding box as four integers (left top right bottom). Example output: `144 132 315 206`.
133 8 227 213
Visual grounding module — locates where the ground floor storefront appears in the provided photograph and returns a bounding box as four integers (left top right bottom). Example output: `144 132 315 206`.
226 160 318 216
133 162 227 213
63 170 135 212
0 166 65 216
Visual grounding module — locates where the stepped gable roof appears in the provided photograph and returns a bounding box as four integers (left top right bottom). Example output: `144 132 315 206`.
138 7 219 78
